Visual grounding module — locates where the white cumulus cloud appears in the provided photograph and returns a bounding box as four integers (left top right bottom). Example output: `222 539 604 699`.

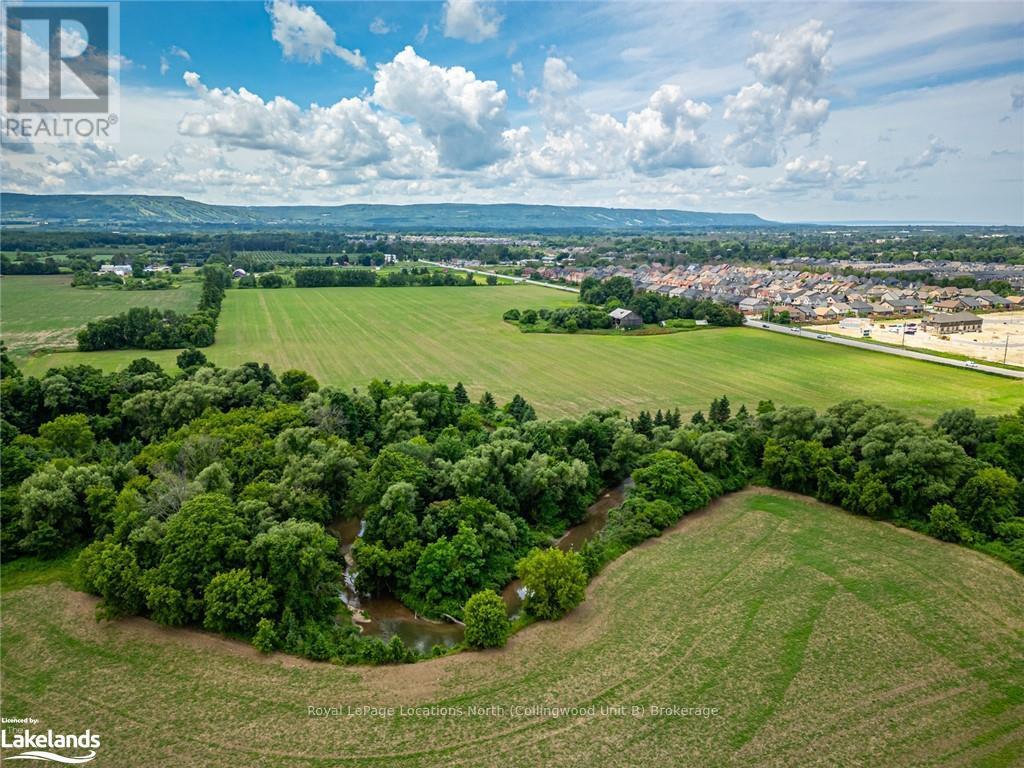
621 85 713 172
516 57 714 176
372 46 509 169
177 71 429 175
266 0 365 69
779 155 868 186
442 0 502 43
724 20 833 167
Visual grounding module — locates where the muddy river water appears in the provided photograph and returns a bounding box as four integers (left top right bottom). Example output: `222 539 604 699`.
328 480 631 654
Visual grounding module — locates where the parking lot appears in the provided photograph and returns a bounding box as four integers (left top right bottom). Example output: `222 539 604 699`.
820 311 1024 367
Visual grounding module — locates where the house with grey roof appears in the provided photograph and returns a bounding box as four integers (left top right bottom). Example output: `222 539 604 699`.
608 308 643 328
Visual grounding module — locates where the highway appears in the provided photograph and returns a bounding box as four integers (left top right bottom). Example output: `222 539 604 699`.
746 320 1024 380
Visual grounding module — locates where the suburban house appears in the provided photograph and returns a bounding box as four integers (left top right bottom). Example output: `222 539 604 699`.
931 298 966 313
608 308 643 328
976 291 1011 308
738 297 770 315
847 300 875 316
780 305 810 322
923 311 983 335
876 298 922 314
813 305 848 320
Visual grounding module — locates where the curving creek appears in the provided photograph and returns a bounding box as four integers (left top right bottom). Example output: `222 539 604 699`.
327 479 632 654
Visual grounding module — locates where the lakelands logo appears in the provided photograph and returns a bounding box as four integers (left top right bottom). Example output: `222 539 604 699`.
1 723 101 764
1 1 120 143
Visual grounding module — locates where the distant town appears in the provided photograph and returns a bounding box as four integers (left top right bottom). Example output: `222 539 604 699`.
450 257 1024 329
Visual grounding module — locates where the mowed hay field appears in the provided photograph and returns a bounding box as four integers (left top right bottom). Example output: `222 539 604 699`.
1 275 201 357
2 491 1022 767
15 285 1024 419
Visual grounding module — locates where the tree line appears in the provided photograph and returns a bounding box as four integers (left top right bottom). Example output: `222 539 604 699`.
293 267 485 288
1 255 61 274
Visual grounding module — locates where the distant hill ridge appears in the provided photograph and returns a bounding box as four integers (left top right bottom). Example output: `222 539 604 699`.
0 193 773 231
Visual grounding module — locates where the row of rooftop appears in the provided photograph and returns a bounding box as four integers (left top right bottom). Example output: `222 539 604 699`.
511 261 1024 321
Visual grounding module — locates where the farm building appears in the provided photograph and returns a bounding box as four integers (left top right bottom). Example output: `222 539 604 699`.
98 264 132 277
608 308 643 328
923 311 982 335
232 269 248 278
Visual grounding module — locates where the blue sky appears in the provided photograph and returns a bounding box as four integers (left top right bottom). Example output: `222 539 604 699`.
4 1 1023 223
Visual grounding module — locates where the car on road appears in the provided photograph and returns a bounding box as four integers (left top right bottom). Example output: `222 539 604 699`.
761 323 770 328
816 334 828 340
965 361 979 369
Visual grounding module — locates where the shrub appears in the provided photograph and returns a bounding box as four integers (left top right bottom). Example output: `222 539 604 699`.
75 539 144 619
928 503 967 543
463 590 510 648
516 547 587 621
177 347 208 371
258 273 285 289
252 618 278 653
604 498 678 547
204 568 277 635
632 450 719 513
279 369 320 402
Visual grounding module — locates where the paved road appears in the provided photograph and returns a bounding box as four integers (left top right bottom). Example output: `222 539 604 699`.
418 260 581 294
746 320 1024 380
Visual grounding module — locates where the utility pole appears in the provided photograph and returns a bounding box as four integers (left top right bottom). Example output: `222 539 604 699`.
1005 334 1011 365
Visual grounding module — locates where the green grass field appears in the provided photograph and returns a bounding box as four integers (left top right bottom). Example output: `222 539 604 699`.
2 275 200 357
14 285 1022 420
2 491 1021 767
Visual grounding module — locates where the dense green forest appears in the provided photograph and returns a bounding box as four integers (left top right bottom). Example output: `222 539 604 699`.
2 346 1022 662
